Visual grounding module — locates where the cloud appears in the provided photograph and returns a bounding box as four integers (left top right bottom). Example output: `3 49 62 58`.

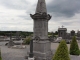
0 0 80 32
0 0 29 10
18 15 32 20
47 0 80 17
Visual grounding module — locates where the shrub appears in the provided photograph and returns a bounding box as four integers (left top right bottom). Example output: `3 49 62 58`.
53 40 70 60
23 36 31 45
70 36 80 55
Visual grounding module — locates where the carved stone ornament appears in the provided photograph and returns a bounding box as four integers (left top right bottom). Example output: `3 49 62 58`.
30 12 51 20
34 36 40 42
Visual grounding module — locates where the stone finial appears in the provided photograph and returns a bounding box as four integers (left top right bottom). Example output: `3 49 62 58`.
35 0 47 13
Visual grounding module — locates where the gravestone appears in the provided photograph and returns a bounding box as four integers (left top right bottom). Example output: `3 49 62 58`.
30 0 52 60
58 27 67 39
71 30 75 36
77 31 80 37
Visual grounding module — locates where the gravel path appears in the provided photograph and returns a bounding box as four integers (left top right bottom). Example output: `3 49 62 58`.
0 42 80 60
0 45 29 60
70 55 80 60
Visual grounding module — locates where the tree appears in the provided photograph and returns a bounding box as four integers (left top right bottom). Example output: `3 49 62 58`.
53 40 70 60
70 36 80 55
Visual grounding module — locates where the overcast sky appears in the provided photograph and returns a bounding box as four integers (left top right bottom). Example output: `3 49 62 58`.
0 0 80 33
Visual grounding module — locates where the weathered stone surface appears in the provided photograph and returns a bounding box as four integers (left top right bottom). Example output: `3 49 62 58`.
30 0 52 60
58 28 67 39
33 40 52 60
36 0 47 13
70 30 75 36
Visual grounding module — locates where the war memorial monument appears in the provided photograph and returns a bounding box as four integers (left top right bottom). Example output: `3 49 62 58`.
30 0 52 60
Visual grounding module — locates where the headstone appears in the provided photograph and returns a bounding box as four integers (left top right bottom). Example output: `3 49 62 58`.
77 31 80 37
71 30 75 36
58 27 67 39
30 0 52 60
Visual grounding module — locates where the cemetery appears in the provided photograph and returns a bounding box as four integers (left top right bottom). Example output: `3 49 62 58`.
0 0 80 60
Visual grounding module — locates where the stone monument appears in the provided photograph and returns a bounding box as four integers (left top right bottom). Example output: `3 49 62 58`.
58 26 67 39
30 0 52 60
71 30 75 36
77 31 80 37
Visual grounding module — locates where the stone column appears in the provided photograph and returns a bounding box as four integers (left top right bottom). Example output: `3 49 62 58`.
28 40 34 60
30 0 52 60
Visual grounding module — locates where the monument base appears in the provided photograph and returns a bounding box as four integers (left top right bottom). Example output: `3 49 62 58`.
28 57 34 60
33 40 53 60
8 40 14 48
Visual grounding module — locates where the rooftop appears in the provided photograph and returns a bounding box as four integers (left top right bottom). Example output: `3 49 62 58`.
58 28 67 31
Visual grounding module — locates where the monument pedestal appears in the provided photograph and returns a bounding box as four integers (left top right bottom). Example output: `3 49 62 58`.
28 57 34 60
33 40 52 60
30 0 52 59
8 40 14 48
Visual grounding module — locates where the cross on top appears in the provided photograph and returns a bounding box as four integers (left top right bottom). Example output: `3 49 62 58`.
62 25 64 28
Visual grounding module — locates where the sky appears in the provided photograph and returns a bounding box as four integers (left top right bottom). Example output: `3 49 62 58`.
0 0 80 33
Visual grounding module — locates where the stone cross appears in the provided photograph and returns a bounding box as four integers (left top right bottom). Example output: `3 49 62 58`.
62 25 64 28
8 32 14 48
